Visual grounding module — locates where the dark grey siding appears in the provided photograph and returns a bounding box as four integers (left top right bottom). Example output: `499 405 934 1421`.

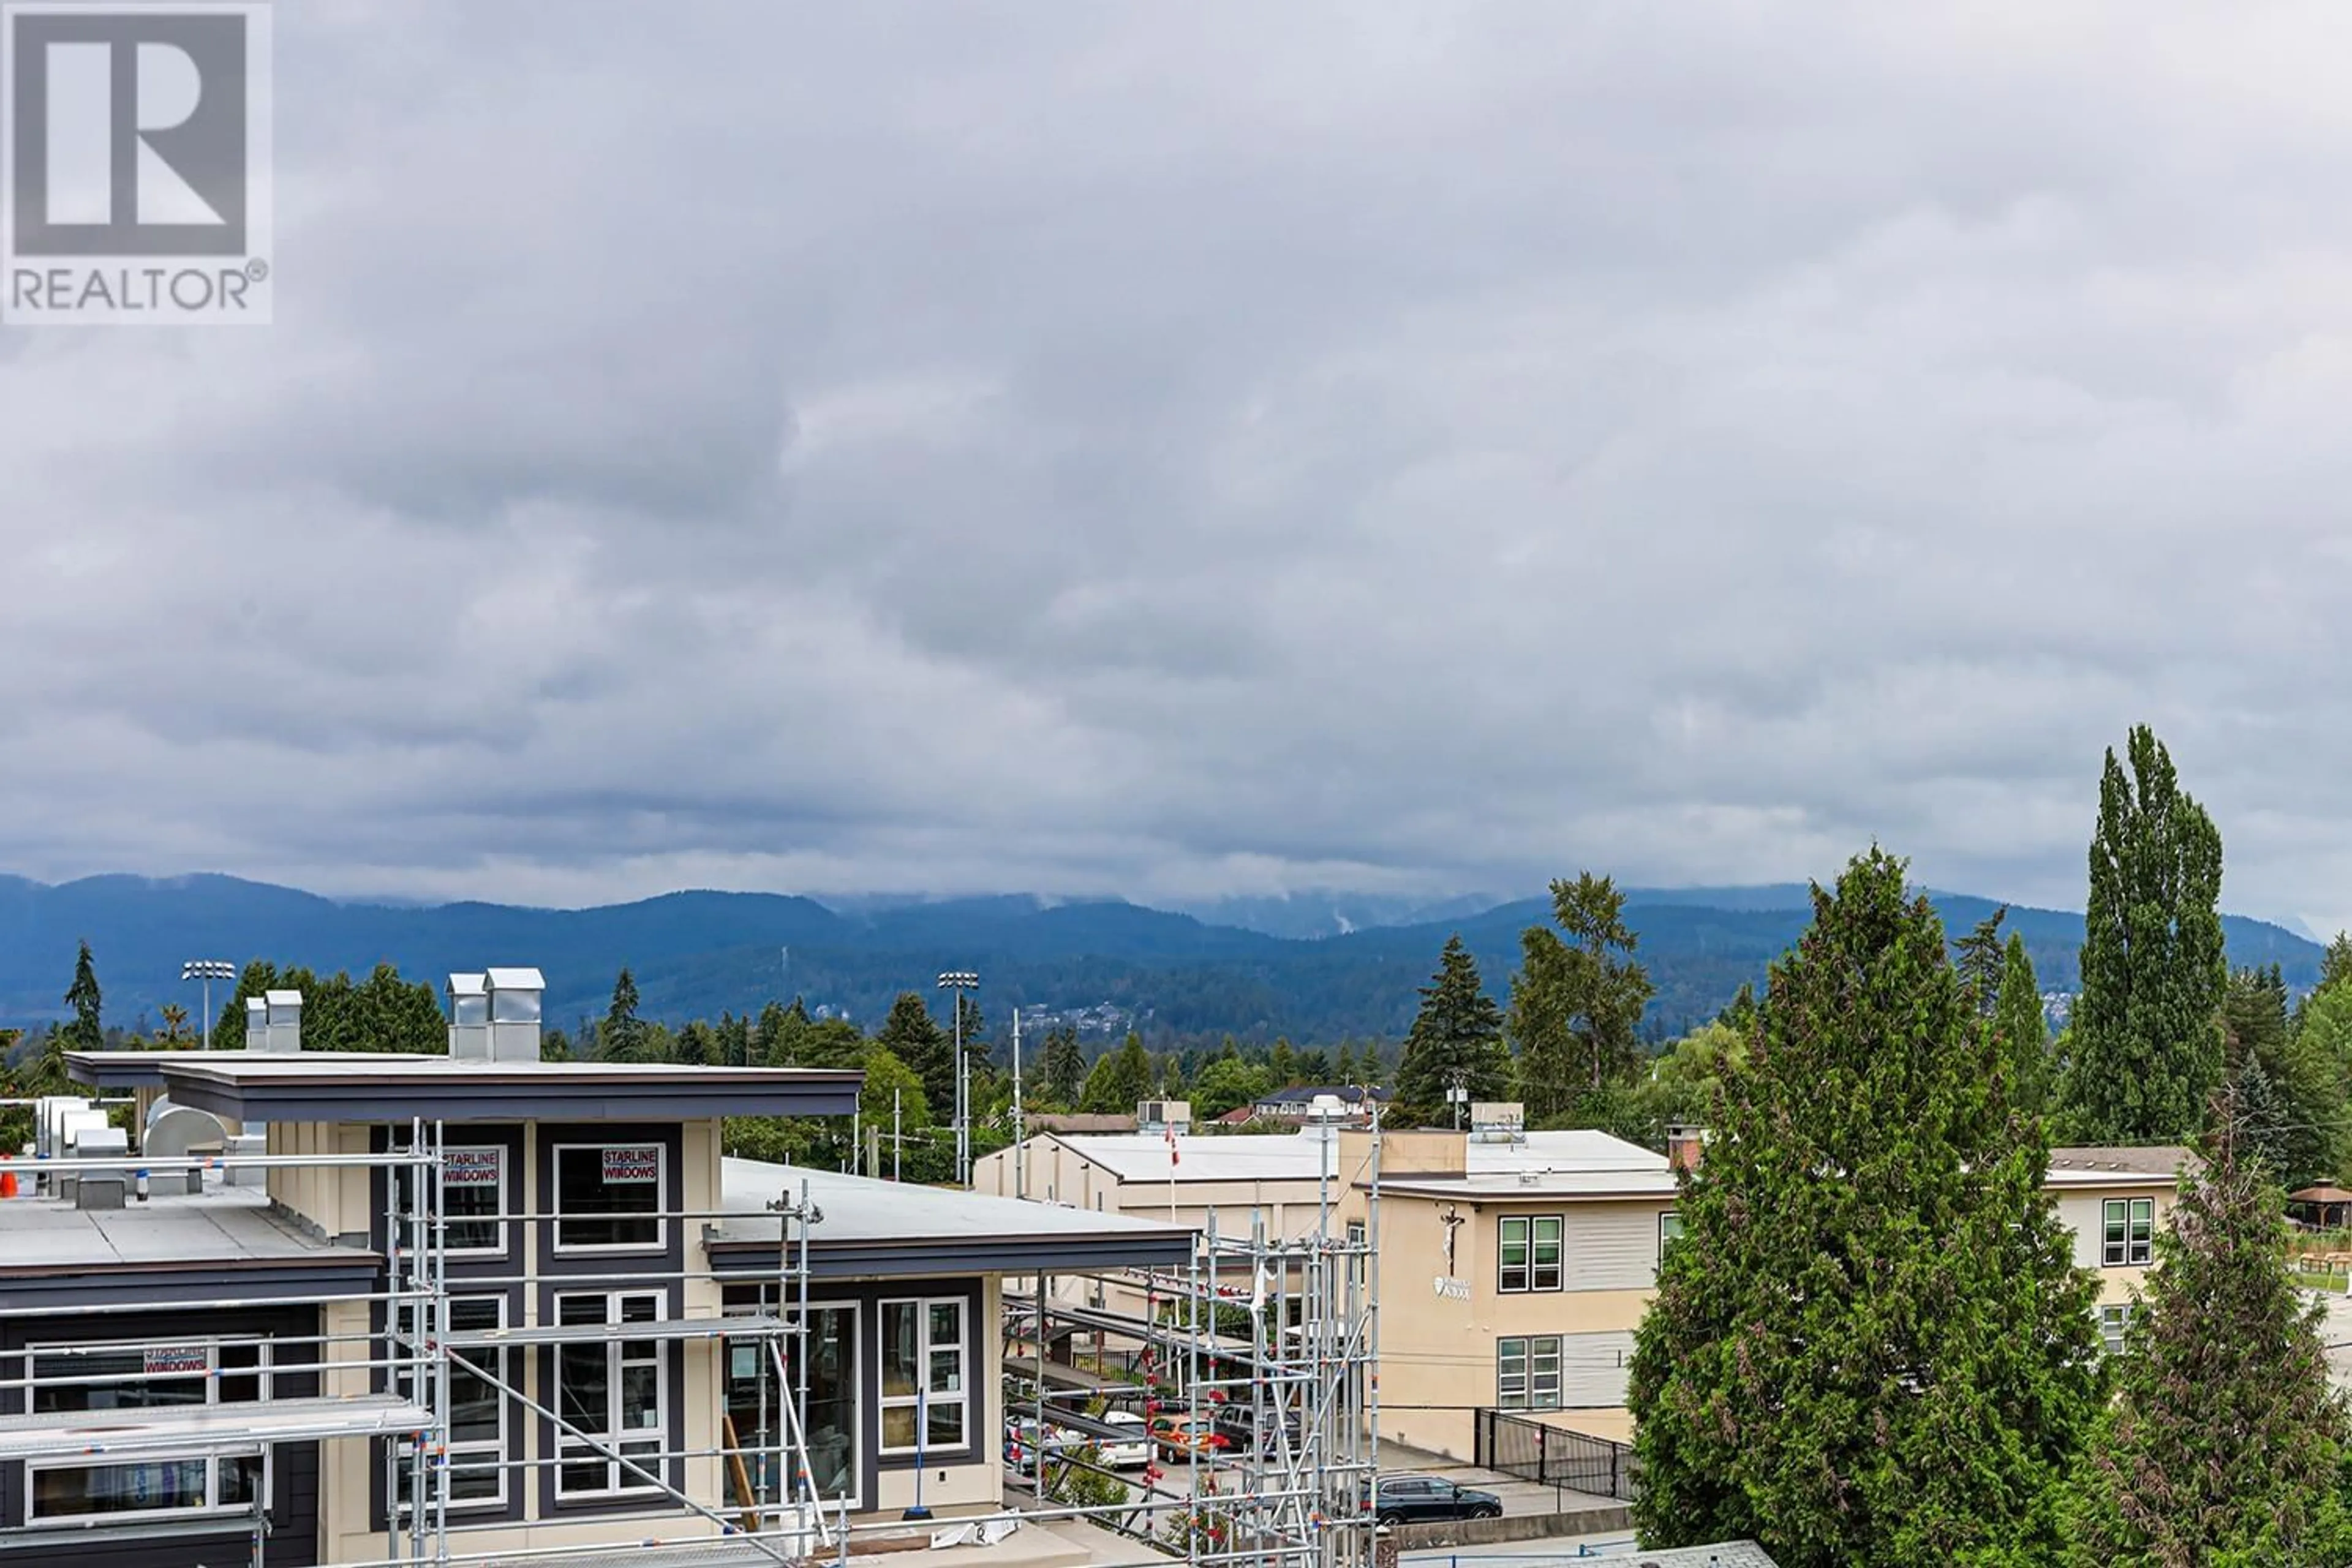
0 1303 322 1567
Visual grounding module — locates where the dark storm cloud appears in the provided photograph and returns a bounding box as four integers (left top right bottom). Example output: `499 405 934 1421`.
2 1 2349 933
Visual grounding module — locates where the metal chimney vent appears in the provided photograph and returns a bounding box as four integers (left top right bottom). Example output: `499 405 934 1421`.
482 968 545 1064
447 973 491 1061
260 989 303 1054
244 996 268 1050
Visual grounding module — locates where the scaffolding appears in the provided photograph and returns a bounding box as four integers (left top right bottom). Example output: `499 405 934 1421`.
0 1113 1386 1568
1003 1114 1384 1568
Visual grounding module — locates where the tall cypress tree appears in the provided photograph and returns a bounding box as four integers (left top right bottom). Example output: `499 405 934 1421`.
1039 1027 1086 1109
2060 1095 2352 1564
1396 935 1510 1121
1509 872 1653 1120
1993 932 2049 1118
62 941 103 1051
2059 725 2226 1144
1956 907 2010 1017
1629 848 2100 1565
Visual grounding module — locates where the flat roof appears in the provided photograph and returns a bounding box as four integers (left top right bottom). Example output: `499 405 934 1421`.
0 1185 380 1313
1017 1125 1667 1186
710 1158 1196 1278
69 1050 862 1123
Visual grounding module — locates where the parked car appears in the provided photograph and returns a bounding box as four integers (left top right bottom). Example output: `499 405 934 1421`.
1093 1409 1151 1469
1370 1475 1503 1526
1148 1412 1234 1458
1004 1417 1066 1476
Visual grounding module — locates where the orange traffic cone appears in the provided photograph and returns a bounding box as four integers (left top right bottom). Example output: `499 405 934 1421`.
1 1158 17 1199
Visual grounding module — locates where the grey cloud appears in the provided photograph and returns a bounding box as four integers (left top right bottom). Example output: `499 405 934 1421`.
2 1 2350 938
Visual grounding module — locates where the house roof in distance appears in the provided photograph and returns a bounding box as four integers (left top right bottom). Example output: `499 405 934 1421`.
709 1158 1196 1277
67 1050 861 1123
2048 1145 2198 1180
1025 1125 1668 1187
1611 1542 1780 1568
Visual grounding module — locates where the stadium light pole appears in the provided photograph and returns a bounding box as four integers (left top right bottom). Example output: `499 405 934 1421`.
936 971 979 1185
181 960 236 1050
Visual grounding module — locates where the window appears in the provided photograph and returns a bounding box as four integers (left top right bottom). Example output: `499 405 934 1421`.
554 1144 665 1251
27 1340 270 1521
1496 1336 1562 1411
393 1143 508 1256
880 1298 967 1453
1498 1216 1562 1293
393 1297 508 1511
555 1292 666 1498
2098 1303 2136 1357
2101 1198 2154 1267
1659 1211 1685 1262
724 1302 858 1506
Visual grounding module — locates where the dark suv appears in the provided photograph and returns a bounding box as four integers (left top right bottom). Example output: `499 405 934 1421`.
1371 1475 1503 1525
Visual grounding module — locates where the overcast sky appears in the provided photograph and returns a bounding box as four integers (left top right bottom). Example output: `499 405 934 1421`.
4 2 2349 934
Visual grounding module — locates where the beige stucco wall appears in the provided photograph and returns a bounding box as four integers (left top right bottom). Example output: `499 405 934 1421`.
2054 1185 2174 1306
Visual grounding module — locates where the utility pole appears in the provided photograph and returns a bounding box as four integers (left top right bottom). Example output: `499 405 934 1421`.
1012 1008 1025 1200
935 971 978 1185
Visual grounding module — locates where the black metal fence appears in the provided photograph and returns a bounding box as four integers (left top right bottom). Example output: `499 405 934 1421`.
1472 1408 1641 1501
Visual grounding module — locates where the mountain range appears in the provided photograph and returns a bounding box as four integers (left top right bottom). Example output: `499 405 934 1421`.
0 873 2329 1047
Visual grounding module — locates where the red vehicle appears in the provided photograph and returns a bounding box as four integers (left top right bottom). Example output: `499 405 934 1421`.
1148 1413 1232 1457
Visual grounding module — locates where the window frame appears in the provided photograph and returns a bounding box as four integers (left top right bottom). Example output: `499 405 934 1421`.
551 1290 669 1501
25 1336 273 1523
1495 1334 1564 1411
878 1296 969 1456
1659 1210 1684 1262
393 1142 510 1259
2101 1197 2154 1267
1498 1215 1564 1294
391 1295 510 1515
551 1142 668 1254
2097 1302 2136 1358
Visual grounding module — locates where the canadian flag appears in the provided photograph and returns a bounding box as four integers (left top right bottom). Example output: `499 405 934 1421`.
1166 1124 1180 1166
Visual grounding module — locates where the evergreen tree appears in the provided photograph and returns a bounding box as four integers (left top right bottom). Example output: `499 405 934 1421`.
1396 935 1510 1122
597 968 647 1063
62 941 102 1051
2059 725 2227 1144
674 1019 715 1067
1191 1056 1270 1118
2321 932 2352 997
1714 981 1759 1035
1509 873 1653 1121
1955 907 2009 1017
2220 965 2342 1189
876 993 951 1119
1040 1027 1086 1109
2060 1094 2352 1564
860 1046 937 1177
1992 932 2049 1118
716 1011 750 1068
540 1026 575 1063
755 999 802 1067
1080 1034 1155 1114
1628 848 2100 1565
1268 1038 1298 1087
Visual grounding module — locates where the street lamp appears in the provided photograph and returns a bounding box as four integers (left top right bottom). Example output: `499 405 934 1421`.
935 971 978 1185
181 960 236 1050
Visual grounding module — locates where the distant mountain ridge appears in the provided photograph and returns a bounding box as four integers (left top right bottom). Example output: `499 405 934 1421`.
0 872 2326 1044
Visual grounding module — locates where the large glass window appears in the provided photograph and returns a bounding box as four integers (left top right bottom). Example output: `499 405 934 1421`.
555 1292 666 1498
554 1144 665 1251
2102 1198 2154 1267
393 1297 508 1511
1495 1336 1562 1411
28 1340 270 1521
724 1302 858 1506
1498 1216 1563 1293
880 1298 966 1453
393 1143 508 1256
1659 1211 1685 1262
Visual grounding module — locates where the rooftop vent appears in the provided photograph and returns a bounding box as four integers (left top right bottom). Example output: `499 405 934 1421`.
482 968 545 1063
447 973 490 1061
254 989 303 1054
244 995 268 1049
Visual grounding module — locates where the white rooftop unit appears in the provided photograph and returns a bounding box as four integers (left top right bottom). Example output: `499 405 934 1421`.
447 972 491 1061
244 995 268 1048
1469 1101 1527 1142
482 967 545 1064
259 989 303 1054
1136 1099 1193 1133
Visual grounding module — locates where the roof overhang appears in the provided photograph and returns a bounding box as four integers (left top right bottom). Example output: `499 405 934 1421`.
707 1228 1195 1281
0 1256 384 1316
145 1063 862 1124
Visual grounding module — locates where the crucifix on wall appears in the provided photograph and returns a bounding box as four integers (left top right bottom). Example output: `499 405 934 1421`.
1441 1204 1465 1276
